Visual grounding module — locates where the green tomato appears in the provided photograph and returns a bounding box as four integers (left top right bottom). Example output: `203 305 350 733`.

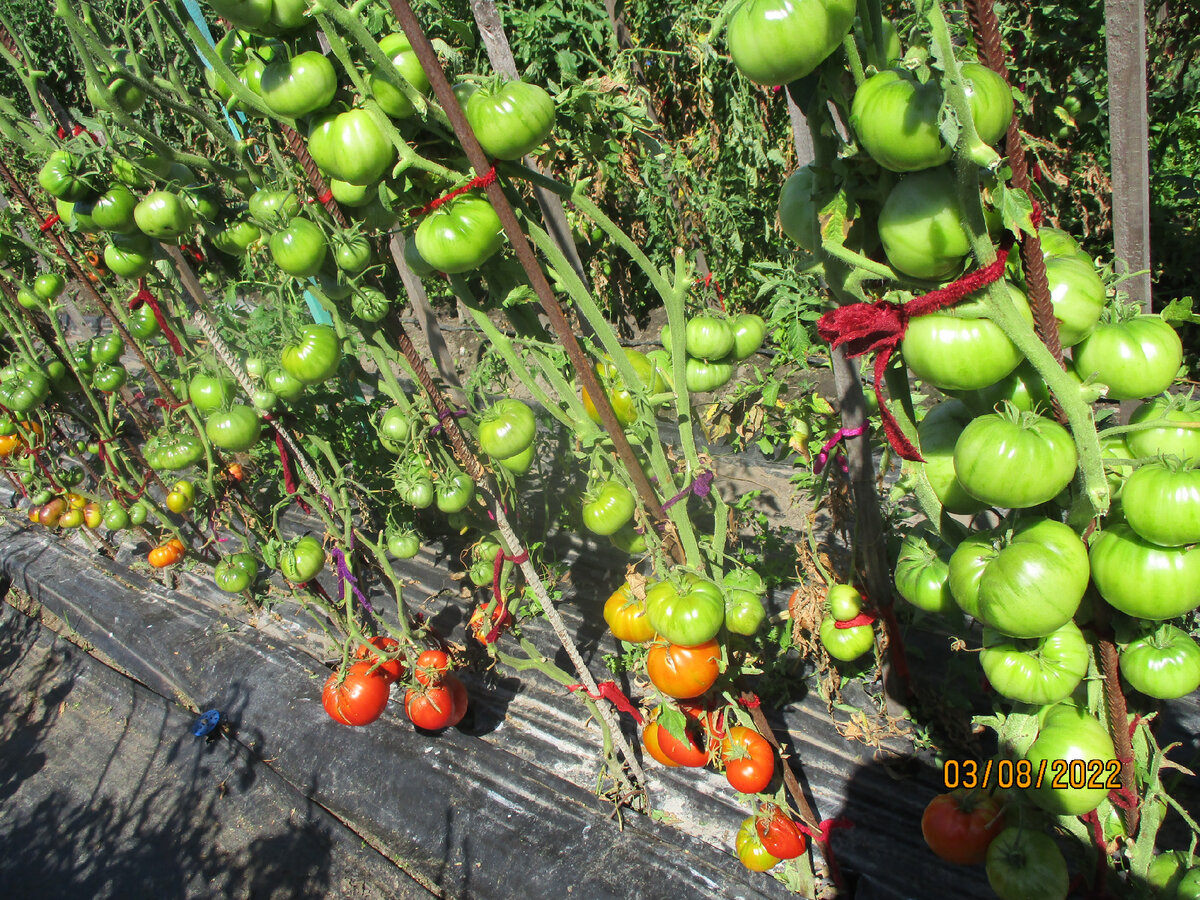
128 303 162 340
351 286 390 322
779 166 819 251
208 0 272 31
1126 396 1200 463
90 333 125 365
582 349 665 426
89 183 139 233
1120 624 1200 700
134 191 194 242
646 580 725 647
582 481 635 536
205 406 262 451
826 583 862 621
104 232 154 279
497 443 535 475
143 431 204 470
1072 315 1183 400
878 167 971 280
329 179 376 208
188 373 237 412
1120 459 1200 547
248 190 301 228
1089 525 1199 620
609 523 648 555
307 108 396 187
850 68 950 173
1043 256 1105 347
397 473 434 509
128 500 149 525
281 324 340 384
985 829 1068 900
279 535 325 583
1024 706 1116 816
0 366 49 413
725 590 766 636
370 33 431 119
38 151 92 201
378 406 412 445
949 518 1088 638
478 398 536 459
730 313 766 361
266 367 305 400
259 50 337 118
1179 868 1200 899
684 314 735 360
953 407 1077 509
215 554 258 592
270 217 327 278
33 273 66 301
723 568 765 596
387 528 421 559
16 287 42 310
251 389 277 411
436 471 475 514
961 63 1014 146
902 284 1032 391
726 0 857 85
415 193 504 274
465 80 556 160
685 356 735 393
819 615 874 661
894 534 958 615
333 233 372 273
212 219 263 256
102 503 131 531
980 620 1089 705
91 362 128 392
915 400 986 515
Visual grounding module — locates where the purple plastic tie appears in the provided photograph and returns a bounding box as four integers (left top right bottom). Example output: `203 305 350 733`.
814 424 868 475
431 408 468 435
660 469 715 513
330 546 373 613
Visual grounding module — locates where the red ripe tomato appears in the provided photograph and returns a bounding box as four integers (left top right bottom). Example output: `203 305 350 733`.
646 639 722 699
756 804 807 860
414 648 451 686
641 722 681 767
354 635 405 683
322 661 391 726
405 673 468 731
654 713 708 767
921 789 1007 865
720 725 775 794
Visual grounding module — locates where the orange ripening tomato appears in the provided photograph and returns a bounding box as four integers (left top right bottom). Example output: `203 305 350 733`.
921 789 1007 865
226 462 245 482
646 639 721 699
0 433 22 457
148 538 185 568
641 721 681 767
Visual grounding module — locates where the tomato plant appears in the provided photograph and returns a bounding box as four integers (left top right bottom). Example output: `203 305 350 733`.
646 579 725 647
370 32 430 119
1071 314 1183 400
477 398 535 460
270 218 328 278
281 325 340 384
260 50 337 118
1025 705 1116 816
278 535 325 583
850 69 950 172
582 481 635 536
1120 459 1200 547
877 167 972 280
206 406 262 451
819 616 873 661
133 191 193 242
307 108 396 186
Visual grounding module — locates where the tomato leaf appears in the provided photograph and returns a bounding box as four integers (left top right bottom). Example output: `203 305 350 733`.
994 183 1036 238
1160 296 1200 325
658 705 689 743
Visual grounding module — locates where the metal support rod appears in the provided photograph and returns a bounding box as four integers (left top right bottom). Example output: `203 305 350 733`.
386 0 676 558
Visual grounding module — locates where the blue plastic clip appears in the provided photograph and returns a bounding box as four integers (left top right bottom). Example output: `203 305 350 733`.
192 709 221 737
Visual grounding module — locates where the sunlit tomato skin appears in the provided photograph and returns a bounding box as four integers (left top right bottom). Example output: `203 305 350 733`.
281 325 341 385
726 0 857 86
641 721 680 767
323 661 391 727
270 218 327 278
646 580 725 647
735 816 780 872
604 583 657 643
414 193 504 274
720 726 775 794
961 63 1014 145
850 68 950 172
980 621 1089 705
1120 460 1200 547
259 50 337 118
465 80 556 160
405 676 467 730
1088 525 1200 621
1072 315 1183 401
582 481 635 536
921 789 1006 865
755 804 806 860
1120 624 1200 700
684 315 735 360
902 286 1033 391
370 32 430 119
205 406 262 452
646 639 721 699
878 167 971 280
953 408 1078 509
1024 705 1116 817
652 709 708 767
1126 396 1200 463
307 108 396 187
949 518 1088 638
134 191 194 242
477 398 536 459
